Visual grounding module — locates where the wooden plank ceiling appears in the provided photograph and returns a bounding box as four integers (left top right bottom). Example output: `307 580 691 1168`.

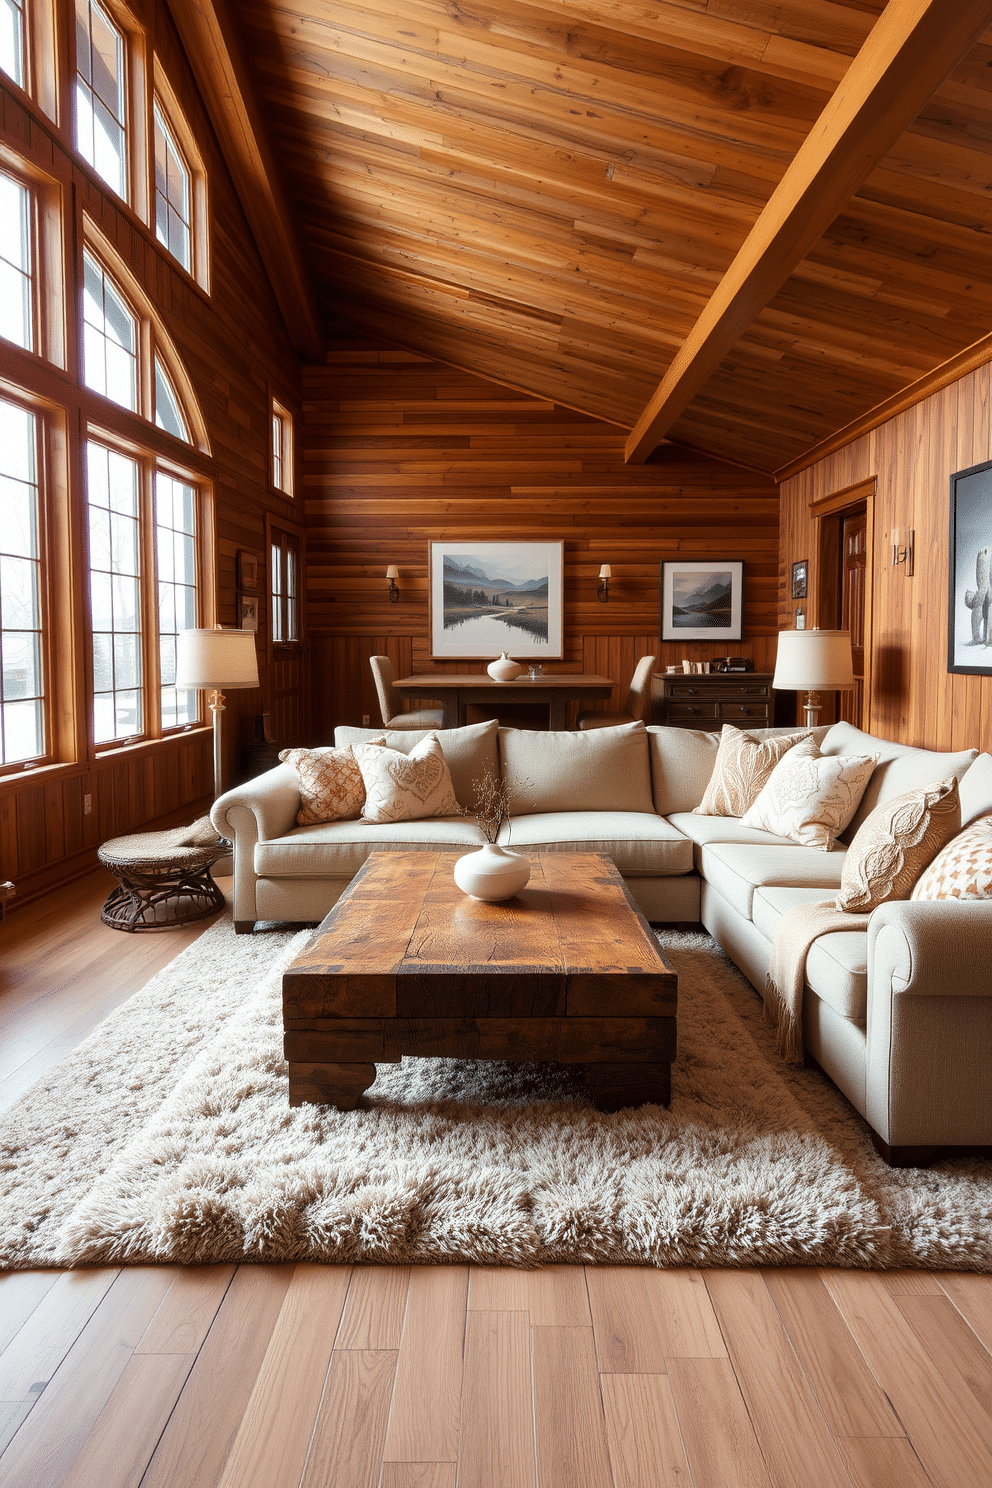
234 0 992 474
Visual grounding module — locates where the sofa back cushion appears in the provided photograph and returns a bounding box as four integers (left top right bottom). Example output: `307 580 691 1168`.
499 721 654 815
959 753 992 826
335 719 498 813
819 721 977 843
648 724 831 817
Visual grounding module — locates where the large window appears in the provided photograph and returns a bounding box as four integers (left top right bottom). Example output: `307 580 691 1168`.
0 0 25 91
87 441 141 743
270 527 299 644
74 0 127 201
0 170 33 351
156 472 197 728
153 99 191 274
0 397 45 765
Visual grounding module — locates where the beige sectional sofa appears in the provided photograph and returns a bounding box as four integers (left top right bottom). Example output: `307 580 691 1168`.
212 717 992 1162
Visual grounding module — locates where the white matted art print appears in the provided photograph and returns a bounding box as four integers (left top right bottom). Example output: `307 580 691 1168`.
429 541 564 660
660 559 744 642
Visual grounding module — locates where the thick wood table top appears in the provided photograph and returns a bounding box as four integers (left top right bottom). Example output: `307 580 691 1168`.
393 674 614 690
283 850 676 1024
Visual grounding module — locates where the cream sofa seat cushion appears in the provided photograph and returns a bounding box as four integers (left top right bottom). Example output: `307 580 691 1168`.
499 721 654 815
752 886 868 1021
497 810 694 876
335 719 498 813
648 724 831 817
819 721 976 842
255 817 485 878
699 842 846 920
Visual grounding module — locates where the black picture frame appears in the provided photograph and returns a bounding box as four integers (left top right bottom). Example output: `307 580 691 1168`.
791 559 808 600
948 456 992 675
660 559 744 642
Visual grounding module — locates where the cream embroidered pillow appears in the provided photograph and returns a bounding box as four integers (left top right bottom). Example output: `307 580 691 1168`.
741 738 878 851
354 735 462 823
835 776 961 912
279 744 368 825
911 815 992 901
692 725 812 817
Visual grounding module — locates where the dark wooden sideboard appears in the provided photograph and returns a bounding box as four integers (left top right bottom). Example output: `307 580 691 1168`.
652 672 775 729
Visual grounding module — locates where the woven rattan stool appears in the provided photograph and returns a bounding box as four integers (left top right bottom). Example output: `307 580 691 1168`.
98 829 226 932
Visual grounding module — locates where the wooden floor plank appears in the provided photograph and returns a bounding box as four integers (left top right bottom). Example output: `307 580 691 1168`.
0 1272 60 1357
835 1435 935 1488
666 1357 773 1488
601 1372 692 1488
704 1269 853 1488
585 1267 669 1373
883 1272 943 1295
468 1265 591 1325
644 1268 727 1359
0 1405 31 1460
216 1264 352 1488
458 1311 536 1488
383 1267 468 1463
135 1266 236 1356
335 1267 411 1350
61 1353 193 1488
532 1326 613 1488
380 1467 456 1488
140 1263 296 1488
822 1270 992 1488
0 1269 120 1402
894 1293 992 1441
763 1269 904 1438
939 1273 992 1353
0 1267 176 1488
300 1350 396 1488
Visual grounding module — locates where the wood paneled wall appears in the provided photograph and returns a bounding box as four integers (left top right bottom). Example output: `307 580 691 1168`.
780 361 992 753
0 0 303 905
304 341 779 737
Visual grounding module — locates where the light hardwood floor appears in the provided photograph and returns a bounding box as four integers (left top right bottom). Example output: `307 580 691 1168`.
2 872 992 1488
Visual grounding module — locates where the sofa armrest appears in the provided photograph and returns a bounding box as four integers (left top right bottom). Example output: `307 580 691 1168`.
210 764 301 926
865 899 992 1146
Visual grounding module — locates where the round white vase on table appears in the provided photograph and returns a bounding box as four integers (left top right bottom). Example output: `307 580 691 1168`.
454 844 531 902
487 652 523 681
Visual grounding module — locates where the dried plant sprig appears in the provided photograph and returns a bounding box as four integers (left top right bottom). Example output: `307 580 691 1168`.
472 767 535 844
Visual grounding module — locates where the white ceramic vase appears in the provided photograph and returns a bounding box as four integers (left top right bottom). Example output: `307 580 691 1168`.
454 843 531 902
487 651 523 681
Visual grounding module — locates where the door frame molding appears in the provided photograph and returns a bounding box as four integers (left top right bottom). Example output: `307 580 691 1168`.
809 477 876 729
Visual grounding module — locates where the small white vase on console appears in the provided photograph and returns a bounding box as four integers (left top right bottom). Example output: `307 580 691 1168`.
487 652 523 681
454 843 531 902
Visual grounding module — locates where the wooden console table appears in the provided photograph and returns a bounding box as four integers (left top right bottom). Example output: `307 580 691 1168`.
393 673 614 730
652 671 774 729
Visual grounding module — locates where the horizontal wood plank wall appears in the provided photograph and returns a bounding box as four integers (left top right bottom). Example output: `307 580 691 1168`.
779 361 992 753
0 0 303 906
304 341 779 738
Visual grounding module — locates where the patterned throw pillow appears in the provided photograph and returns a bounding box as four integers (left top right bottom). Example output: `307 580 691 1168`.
692 725 812 818
742 737 878 851
279 745 368 825
354 735 462 824
912 815 992 901
835 776 961 913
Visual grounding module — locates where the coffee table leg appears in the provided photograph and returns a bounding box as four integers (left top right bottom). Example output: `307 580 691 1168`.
288 1061 378 1110
582 1061 671 1111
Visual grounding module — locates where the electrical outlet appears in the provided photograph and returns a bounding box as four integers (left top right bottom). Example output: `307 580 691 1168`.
362 714 370 726
83 793 93 815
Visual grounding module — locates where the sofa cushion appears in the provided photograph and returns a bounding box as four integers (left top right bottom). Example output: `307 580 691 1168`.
335 719 498 813
693 725 812 817
254 817 485 878
959 753 992 826
741 737 878 851
354 736 462 823
912 815 992 901
819 721 976 843
499 721 654 815
699 841 846 920
497 810 694 876
667 811 797 871
752 886 868 1021
279 744 368 824
835 777 961 913
647 725 831 816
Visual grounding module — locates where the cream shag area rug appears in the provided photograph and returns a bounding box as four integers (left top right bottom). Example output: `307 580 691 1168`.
1 915 990 1270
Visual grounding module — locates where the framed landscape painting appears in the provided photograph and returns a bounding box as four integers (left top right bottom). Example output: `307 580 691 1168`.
948 456 992 675
429 541 564 660
661 559 744 642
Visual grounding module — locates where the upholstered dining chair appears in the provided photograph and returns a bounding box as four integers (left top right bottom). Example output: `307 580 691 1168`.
577 653 656 730
370 656 445 730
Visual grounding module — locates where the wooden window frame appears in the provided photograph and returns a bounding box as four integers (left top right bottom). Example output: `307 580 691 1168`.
270 395 294 498
0 143 68 369
265 511 305 659
152 61 209 292
1 0 59 124
71 0 149 217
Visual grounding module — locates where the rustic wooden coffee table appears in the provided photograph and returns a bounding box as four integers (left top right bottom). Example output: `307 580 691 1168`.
282 850 677 1112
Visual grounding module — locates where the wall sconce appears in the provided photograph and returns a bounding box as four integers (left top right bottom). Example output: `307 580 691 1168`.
891 529 915 576
597 564 611 603
386 565 400 603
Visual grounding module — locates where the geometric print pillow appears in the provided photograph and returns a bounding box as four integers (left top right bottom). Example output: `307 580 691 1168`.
692 724 813 818
912 815 992 901
279 744 370 825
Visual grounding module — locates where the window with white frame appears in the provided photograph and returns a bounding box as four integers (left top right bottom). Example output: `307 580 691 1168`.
74 0 127 200
0 396 45 765
0 169 33 351
82 248 137 410
153 99 191 273
0 0 25 92
154 355 190 442
155 471 197 728
86 441 142 743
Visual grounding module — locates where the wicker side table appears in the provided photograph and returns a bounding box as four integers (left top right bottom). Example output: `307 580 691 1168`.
98 831 227 932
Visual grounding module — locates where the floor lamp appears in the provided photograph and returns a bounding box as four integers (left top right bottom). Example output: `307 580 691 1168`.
176 627 260 799
772 628 856 728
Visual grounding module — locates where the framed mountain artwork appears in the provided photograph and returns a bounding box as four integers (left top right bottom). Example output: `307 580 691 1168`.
661 559 744 642
428 541 564 660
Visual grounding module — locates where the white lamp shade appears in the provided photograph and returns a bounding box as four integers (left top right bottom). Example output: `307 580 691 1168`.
599 564 612 579
176 628 259 690
773 629 856 691
385 565 399 580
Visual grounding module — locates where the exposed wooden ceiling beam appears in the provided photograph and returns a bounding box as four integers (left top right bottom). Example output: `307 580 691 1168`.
166 0 323 359
624 0 992 465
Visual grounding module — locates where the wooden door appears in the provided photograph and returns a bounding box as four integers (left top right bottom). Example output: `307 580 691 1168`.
839 509 867 727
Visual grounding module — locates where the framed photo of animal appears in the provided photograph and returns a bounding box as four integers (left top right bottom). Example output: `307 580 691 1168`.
949 457 992 675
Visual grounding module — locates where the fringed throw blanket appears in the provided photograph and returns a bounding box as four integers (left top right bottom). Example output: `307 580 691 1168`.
764 900 870 1063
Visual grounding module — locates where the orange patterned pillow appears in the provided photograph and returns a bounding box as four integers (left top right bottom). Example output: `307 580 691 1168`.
692 725 812 817
279 745 368 825
912 815 992 901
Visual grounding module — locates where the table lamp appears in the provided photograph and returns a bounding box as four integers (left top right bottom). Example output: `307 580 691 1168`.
176 627 260 799
772 628 856 728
